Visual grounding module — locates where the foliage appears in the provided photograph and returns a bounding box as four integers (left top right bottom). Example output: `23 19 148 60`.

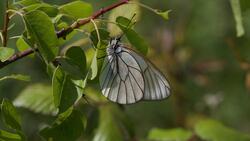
0 47 14 62
194 119 250 141
23 10 59 62
13 84 57 115
0 0 250 141
0 99 25 141
148 128 192 141
40 107 85 141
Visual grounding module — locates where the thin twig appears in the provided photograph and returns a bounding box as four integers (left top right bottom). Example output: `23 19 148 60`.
2 0 9 47
56 0 129 38
0 0 129 69
0 48 38 68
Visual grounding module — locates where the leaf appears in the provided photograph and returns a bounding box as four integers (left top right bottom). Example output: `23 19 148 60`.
155 10 171 20
90 29 110 47
14 0 41 7
88 43 107 80
82 87 106 103
108 0 140 36
88 52 98 80
147 128 192 141
16 36 30 52
23 10 59 62
72 79 86 99
116 16 149 55
93 105 134 141
116 16 133 28
1 99 21 131
0 47 15 62
59 1 93 19
0 130 22 141
13 84 57 115
22 3 59 17
16 36 34 57
195 119 250 141
52 66 79 113
0 74 30 82
40 108 85 141
56 47 87 80
230 0 245 37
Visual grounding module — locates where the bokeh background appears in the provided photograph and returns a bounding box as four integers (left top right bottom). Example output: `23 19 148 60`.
1 0 250 140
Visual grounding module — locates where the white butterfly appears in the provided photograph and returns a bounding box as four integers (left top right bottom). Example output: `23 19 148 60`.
99 37 171 104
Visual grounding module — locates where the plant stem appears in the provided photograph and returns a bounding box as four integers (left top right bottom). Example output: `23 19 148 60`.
90 19 100 43
2 0 9 47
0 48 38 68
0 0 129 69
56 0 129 38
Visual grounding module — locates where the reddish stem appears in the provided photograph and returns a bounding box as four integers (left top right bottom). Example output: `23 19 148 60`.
0 0 129 69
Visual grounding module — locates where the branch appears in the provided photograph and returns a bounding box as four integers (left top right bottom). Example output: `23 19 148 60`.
0 48 38 68
0 0 129 69
2 0 9 47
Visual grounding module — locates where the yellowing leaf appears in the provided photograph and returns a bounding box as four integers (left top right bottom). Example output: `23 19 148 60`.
0 47 15 62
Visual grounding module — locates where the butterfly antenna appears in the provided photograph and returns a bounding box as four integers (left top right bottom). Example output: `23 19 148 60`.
118 13 137 39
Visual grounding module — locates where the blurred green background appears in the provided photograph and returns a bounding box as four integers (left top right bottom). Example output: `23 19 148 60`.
1 0 250 141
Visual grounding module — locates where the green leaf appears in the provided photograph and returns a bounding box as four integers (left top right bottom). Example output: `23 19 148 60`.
116 17 149 55
230 0 245 37
22 3 59 17
40 108 85 141
88 43 107 80
16 36 30 52
93 105 134 141
52 66 79 113
148 128 192 141
0 129 22 141
0 47 15 62
108 0 140 36
155 10 171 20
72 79 86 98
56 47 87 80
59 1 93 19
90 29 110 47
1 99 21 131
116 16 133 28
24 10 59 62
88 51 98 80
13 84 57 115
82 86 106 103
195 119 250 141
0 74 30 82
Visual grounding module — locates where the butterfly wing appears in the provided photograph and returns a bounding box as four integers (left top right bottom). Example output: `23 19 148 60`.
99 50 144 104
122 47 171 100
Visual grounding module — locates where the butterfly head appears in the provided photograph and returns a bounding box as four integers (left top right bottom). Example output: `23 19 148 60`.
107 37 122 55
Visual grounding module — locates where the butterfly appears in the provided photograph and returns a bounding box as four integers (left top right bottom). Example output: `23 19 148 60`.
99 37 171 104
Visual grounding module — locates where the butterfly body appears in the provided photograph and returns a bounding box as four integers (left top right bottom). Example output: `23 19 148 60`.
100 37 171 104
